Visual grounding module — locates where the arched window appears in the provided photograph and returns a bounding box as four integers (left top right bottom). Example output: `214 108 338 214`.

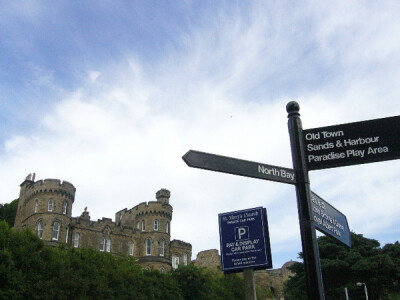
154 219 159 231
172 255 179 269
159 239 165 257
65 227 69 243
166 221 170 234
160 267 166 274
62 201 68 215
48 199 54 212
136 222 140 229
141 220 146 231
184 253 188 265
106 238 111 252
52 221 60 240
37 221 44 239
73 232 80 248
34 199 39 213
129 242 134 256
100 237 111 252
146 238 152 256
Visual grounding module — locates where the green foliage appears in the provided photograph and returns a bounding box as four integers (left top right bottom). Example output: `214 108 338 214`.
0 221 246 299
284 232 400 300
0 199 18 226
256 285 275 299
170 264 244 300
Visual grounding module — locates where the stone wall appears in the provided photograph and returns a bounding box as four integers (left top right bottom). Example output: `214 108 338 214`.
193 249 295 299
193 249 221 270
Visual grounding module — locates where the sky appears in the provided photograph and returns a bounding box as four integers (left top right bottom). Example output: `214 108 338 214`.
1 1 400 269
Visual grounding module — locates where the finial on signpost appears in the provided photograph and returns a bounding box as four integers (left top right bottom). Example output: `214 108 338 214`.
286 101 300 117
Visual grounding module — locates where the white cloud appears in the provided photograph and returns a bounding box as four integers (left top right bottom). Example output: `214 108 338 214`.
1 1 400 267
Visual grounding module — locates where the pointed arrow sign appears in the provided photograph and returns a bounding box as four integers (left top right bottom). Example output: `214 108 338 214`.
182 150 296 185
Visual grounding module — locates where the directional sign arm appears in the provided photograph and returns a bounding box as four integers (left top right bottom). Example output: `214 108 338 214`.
310 191 351 247
183 150 296 184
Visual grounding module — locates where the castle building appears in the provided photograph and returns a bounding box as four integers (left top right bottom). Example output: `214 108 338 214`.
14 174 192 272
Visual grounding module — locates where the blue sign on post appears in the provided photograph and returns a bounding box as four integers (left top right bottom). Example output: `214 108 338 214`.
311 191 351 247
218 207 272 273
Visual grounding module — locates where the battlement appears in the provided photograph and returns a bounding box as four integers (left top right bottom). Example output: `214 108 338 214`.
130 200 172 219
21 176 76 201
98 217 113 224
170 239 192 248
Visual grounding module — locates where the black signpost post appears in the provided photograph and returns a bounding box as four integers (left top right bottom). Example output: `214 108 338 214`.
287 102 325 300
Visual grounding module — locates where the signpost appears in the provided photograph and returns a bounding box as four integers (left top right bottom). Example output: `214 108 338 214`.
311 191 351 247
286 102 326 299
183 101 399 300
303 116 400 170
218 207 272 273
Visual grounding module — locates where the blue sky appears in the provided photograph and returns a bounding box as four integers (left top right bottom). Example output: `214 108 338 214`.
1 1 400 269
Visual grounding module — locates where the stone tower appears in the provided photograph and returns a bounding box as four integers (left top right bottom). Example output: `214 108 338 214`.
114 188 174 270
14 173 76 246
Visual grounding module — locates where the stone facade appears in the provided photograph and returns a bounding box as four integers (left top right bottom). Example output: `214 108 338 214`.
14 174 192 272
193 249 295 299
193 249 221 270
254 261 295 300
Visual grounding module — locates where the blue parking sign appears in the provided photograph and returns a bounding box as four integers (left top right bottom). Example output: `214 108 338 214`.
218 207 272 273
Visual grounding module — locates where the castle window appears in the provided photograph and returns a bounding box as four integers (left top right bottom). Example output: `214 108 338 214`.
65 227 69 243
154 219 159 231
34 200 38 213
48 199 54 212
52 222 60 240
106 239 111 252
141 220 146 231
166 221 170 234
160 267 166 274
37 221 44 239
136 222 140 229
172 255 179 269
63 201 68 215
73 232 80 248
183 253 188 265
118 214 122 226
159 239 165 257
100 238 111 252
129 242 134 256
146 238 152 256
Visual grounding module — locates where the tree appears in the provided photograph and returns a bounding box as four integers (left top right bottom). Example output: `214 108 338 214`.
284 233 400 300
0 199 18 227
171 264 245 300
0 221 248 299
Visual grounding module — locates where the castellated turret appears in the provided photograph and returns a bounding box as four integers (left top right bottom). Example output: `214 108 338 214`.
115 189 174 269
14 174 76 246
156 188 170 204
14 175 191 272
